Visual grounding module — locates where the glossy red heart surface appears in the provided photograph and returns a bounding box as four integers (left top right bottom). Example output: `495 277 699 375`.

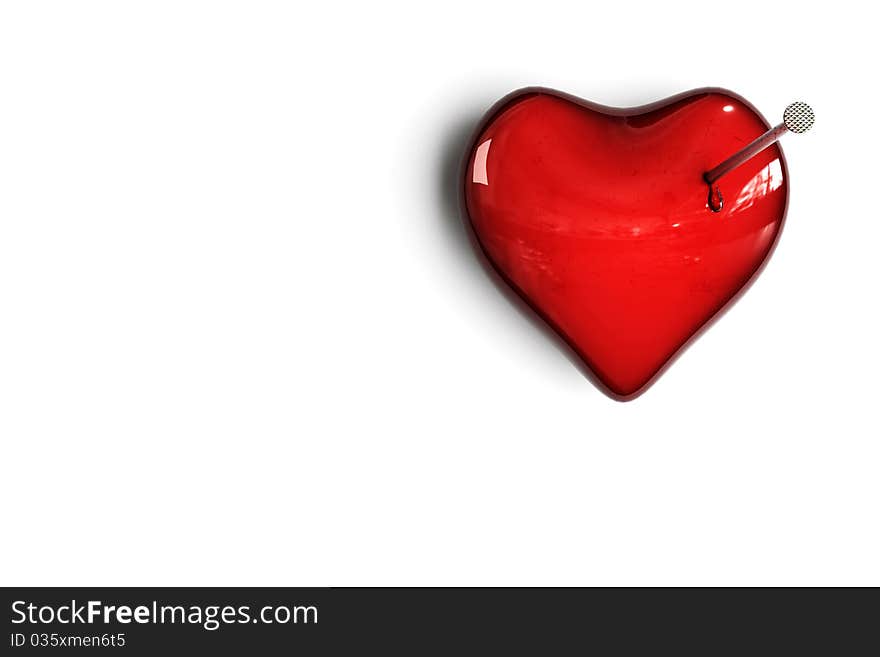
463 88 788 399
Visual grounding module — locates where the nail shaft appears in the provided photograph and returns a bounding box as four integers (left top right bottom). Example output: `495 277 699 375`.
703 123 788 185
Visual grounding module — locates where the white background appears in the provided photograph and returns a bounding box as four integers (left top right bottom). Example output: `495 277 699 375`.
1 1 877 586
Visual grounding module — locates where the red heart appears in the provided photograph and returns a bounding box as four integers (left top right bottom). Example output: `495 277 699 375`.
463 88 788 399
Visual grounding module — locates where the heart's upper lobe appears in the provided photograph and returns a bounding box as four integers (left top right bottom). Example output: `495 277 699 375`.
463 88 787 399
